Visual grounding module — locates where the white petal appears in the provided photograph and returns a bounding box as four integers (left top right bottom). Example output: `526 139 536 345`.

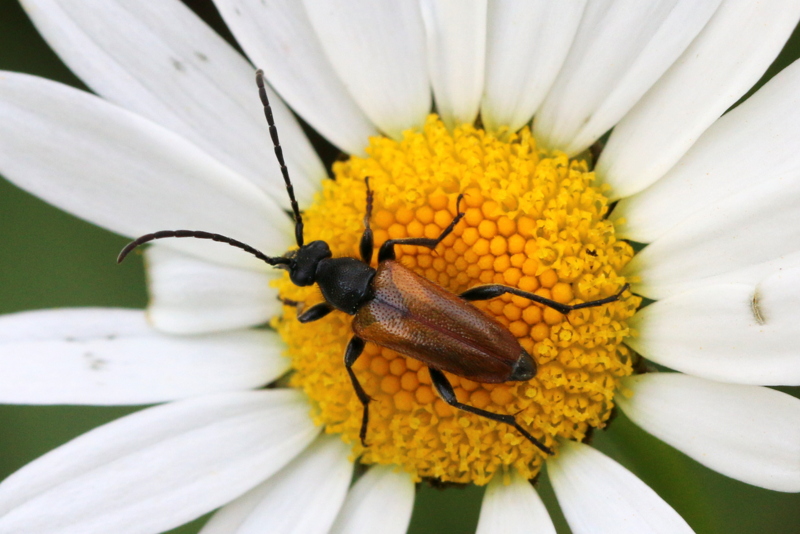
625 176 800 299
21 0 322 208
329 465 415 534
303 0 431 139
145 245 282 335
0 308 289 405
597 0 800 199
420 0 486 130
628 269 800 385
535 0 720 156
481 0 585 133
475 470 555 534
0 71 293 269
614 58 800 243
618 374 800 492
0 390 319 534
213 0 378 155
200 434 352 534
549 441 692 533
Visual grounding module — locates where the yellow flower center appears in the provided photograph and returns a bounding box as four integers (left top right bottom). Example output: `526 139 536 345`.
273 115 639 485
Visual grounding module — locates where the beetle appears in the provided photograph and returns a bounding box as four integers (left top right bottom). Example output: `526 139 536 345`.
119 70 628 456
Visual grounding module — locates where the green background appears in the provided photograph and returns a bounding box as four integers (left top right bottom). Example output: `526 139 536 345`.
1 2 799 532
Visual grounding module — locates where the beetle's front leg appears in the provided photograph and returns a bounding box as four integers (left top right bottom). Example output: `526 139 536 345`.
428 367 552 455
279 299 335 323
297 302 334 323
460 284 630 315
344 336 372 446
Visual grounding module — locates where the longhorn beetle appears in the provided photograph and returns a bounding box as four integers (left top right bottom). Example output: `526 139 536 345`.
119 70 629 455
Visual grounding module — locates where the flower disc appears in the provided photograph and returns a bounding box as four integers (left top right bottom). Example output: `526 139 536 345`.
274 115 639 484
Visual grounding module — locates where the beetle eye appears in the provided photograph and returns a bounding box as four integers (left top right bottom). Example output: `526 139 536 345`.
290 264 315 286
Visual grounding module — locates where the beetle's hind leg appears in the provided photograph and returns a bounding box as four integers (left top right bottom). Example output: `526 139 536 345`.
344 336 372 446
460 283 631 315
428 367 553 455
377 194 466 262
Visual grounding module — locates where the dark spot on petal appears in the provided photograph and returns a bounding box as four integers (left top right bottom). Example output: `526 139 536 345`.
751 289 765 325
83 352 107 371
171 58 186 72
195 51 208 62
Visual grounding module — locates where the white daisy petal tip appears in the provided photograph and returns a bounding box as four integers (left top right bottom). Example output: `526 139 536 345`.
476 470 555 534
549 440 693 533
618 374 800 493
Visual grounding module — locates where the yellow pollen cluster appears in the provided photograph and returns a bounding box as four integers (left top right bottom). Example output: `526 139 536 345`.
273 115 639 485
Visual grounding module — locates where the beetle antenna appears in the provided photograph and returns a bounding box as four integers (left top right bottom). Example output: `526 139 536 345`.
256 69 304 247
117 230 291 267
363 177 374 229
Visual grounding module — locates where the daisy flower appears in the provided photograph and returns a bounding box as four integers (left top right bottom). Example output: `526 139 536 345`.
1 1 800 533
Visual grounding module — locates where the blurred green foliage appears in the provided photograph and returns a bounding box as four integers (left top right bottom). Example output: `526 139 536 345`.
0 2 799 533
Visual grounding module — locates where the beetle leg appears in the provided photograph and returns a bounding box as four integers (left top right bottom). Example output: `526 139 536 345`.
360 177 375 264
344 336 372 446
279 298 332 322
297 302 335 323
460 283 631 315
278 297 302 307
378 194 465 262
428 367 553 455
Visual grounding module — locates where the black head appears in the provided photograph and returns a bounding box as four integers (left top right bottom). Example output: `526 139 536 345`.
287 240 332 286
